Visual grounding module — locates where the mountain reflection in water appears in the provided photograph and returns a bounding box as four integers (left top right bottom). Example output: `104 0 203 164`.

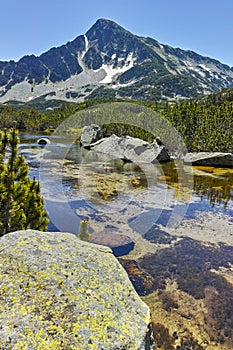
19 132 233 225
161 161 233 208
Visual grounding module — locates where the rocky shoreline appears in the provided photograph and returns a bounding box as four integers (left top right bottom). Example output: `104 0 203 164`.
80 124 233 168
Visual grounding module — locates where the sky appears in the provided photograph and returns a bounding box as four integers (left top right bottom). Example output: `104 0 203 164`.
1 0 233 66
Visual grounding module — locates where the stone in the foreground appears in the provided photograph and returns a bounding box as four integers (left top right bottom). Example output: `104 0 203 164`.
0 230 153 350
183 152 233 167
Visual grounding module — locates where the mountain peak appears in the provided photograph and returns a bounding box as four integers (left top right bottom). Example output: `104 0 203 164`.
0 19 233 104
85 18 131 40
93 18 117 26
87 18 125 30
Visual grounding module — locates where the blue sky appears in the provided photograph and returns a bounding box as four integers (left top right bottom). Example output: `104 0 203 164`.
1 0 233 66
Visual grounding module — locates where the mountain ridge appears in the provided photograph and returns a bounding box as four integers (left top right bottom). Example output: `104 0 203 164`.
1 18 233 103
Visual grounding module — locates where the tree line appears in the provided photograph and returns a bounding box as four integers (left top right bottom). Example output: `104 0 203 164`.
0 88 232 152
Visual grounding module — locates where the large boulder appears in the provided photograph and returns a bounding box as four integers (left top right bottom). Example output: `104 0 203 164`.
183 152 233 167
88 134 170 163
0 230 153 350
80 124 103 146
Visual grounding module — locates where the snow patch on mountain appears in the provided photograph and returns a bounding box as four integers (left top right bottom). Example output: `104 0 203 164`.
96 53 135 83
198 64 212 73
81 35 89 59
0 50 136 102
191 66 206 78
112 80 136 89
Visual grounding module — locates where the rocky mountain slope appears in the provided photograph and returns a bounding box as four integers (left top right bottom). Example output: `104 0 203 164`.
1 18 233 103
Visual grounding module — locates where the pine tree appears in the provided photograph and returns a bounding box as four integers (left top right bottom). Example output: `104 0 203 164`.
78 220 90 242
0 125 49 236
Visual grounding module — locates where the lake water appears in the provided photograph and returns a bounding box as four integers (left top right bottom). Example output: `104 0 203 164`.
19 131 233 348
19 131 233 236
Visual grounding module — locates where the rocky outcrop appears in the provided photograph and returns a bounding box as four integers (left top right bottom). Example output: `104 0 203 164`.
0 230 153 349
80 124 103 146
87 134 170 163
183 152 233 167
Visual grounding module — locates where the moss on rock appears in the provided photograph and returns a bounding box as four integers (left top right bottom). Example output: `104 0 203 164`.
0 230 152 349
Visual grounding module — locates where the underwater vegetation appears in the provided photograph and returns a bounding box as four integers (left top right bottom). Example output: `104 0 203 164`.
120 235 233 348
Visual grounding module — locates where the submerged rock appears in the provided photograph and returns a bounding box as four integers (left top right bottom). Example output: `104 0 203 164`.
87 134 170 163
184 152 233 167
91 232 135 257
0 230 153 349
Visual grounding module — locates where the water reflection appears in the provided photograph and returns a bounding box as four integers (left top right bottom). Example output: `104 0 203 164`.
160 162 233 208
193 167 233 207
19 132 233 213
63 157 233 213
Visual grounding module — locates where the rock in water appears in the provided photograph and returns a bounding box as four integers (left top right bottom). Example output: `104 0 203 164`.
0 230 153 349
80 124 103 146
37 137 50 145
88 134 170 163
183 152 233 167
91 232 135 257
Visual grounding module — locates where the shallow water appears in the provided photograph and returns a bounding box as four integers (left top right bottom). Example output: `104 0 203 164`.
19 131 233 348
19 132 233 235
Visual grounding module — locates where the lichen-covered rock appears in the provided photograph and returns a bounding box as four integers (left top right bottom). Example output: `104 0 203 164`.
0 230 153 349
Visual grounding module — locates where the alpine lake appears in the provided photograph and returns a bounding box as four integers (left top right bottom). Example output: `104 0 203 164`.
20 131 233 349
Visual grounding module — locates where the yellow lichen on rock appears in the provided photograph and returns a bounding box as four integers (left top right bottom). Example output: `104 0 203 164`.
0 230 152 349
